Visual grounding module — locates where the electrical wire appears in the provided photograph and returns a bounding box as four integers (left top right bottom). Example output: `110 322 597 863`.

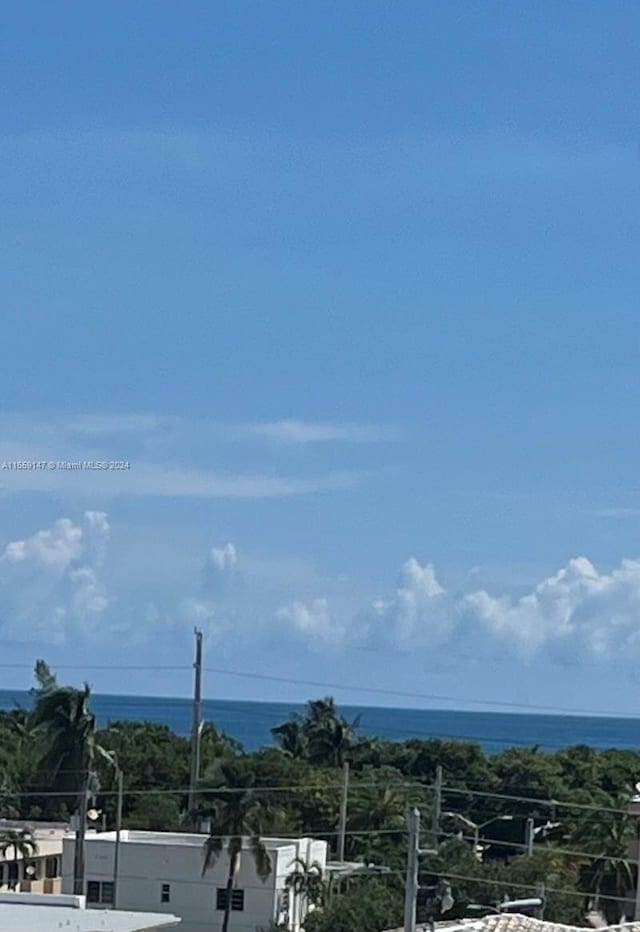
7 778 638 819
67 864 635 908
3 662 640 718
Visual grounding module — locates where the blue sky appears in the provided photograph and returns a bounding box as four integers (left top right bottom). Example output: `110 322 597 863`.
1 1 640 714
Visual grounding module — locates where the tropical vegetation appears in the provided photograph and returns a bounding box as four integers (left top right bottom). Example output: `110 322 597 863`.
1 661 640 930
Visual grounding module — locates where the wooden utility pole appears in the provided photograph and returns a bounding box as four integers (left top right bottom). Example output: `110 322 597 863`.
431 766 443 849
338 762 349 861
404 808 420 932
188 628 204 822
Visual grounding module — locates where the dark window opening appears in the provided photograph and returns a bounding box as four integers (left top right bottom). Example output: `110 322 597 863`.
216 888 245 911
87 881 100 904
87 880 113 905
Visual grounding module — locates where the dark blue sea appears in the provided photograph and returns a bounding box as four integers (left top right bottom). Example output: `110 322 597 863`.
2 690 640 753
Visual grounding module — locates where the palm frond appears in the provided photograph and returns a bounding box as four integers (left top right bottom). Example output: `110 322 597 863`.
202 835 224 875
250 836 272 881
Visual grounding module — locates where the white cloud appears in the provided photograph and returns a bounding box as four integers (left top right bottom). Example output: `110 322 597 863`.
465 555 640 655
0 455 360 500
277 553 640 661
6 506 640 667
243 420 399 445
1 517 84 569
203 542 239 596
0 512 110 642
364 558 452 645
0 412 383 500
66 414 162 435
68 566 110 619
276 598 340 642
208 543 237 574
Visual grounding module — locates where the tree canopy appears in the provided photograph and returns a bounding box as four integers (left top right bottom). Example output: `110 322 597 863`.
1 661 639 930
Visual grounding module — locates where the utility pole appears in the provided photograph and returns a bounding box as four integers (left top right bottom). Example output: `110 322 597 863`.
188 628 204 823
112 765 123 909
431 766 443 849
404 807 438 932
404 808 420 932
525 817 535 857
72 780 89 896
338 762 349 862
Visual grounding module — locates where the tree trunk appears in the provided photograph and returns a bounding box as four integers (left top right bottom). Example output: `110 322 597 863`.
221 850 239 932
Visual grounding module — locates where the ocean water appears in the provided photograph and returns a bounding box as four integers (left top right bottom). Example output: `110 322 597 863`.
2 690 640 753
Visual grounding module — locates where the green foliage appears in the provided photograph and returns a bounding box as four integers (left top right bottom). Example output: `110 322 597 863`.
285 857 327 909
271 697 359 768
32 660 57 694
305 878 402 932
125 791 183 831
4 663 640 927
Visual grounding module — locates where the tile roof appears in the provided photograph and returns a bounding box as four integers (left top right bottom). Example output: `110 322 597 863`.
386 916 640 932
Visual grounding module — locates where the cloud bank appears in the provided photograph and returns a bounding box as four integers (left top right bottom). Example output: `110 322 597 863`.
2 511 640 661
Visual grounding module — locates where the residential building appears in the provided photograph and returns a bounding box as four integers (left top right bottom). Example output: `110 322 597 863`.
0 820 67 895
384 917 640 932
62 830 328 932
0 891 180 932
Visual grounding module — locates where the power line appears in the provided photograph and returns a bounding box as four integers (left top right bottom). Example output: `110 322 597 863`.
442 785 635 817
8 776 639 820
3 662 640 718
65 865 634 908
438 830 640 869
201 666 640 719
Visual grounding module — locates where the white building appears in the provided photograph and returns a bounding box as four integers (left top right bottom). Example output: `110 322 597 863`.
0 891 179 932
0 820 68 895
62 830 328 932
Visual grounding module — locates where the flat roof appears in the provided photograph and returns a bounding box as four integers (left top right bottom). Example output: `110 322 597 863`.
0 899 179 932
75 831 324 850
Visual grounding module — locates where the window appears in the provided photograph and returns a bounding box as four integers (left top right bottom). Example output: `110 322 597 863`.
8 862 18 890
87 880 114 905
87 881 100 904
161 883 171 903
216 888 244 911
101 882 114 905
45 857 58 879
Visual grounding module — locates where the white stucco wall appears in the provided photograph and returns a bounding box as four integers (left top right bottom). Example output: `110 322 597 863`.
62 832 328 932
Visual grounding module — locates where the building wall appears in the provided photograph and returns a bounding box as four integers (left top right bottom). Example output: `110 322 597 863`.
0 841 63 895
62 834 327 932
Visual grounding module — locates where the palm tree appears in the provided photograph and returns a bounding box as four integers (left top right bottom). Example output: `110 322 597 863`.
29 680 114 895
0 829 38 889
285 856 326 910
573 805 636 923
201 762 273 932
270 719 308 759
271 698 360 769
304 698 360 768
347 784 405 862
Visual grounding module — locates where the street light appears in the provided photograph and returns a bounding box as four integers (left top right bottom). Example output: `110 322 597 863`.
443 812 514 852
468 898 544 917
